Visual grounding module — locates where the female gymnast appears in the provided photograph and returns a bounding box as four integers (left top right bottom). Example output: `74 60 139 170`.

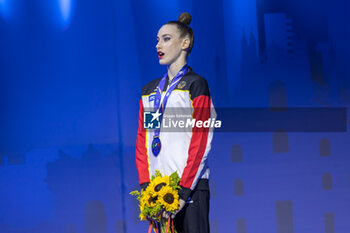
136 12 215 233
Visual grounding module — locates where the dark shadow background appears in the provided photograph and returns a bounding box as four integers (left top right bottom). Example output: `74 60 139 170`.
1 0 349 232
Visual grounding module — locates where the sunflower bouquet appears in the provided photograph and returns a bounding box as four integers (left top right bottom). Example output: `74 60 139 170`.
130 170 181 233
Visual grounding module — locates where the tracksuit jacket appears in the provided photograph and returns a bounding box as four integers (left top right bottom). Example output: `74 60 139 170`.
136 67 215 200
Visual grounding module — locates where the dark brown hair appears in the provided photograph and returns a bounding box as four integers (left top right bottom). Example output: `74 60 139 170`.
165 12 194 56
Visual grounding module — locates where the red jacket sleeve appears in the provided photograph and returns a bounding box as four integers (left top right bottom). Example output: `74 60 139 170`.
135 98 150 186
179 78 212 200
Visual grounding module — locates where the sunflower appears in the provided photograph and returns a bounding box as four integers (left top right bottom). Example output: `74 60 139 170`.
140 189 158 208
148 175 170 196
139 191 147 206
158 186 179 212
138 195 148 221
139 211 146 221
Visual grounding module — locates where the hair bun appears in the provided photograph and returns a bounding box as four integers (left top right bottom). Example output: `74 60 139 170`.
178 12 192 26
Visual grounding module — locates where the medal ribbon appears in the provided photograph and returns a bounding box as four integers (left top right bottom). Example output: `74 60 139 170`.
148 221 159 233
165 218 175 233
153 64 189 137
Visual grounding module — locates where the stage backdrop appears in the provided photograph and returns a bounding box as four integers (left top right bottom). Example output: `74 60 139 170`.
1 0 350 232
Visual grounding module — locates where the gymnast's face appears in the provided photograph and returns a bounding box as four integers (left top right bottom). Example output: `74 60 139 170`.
156 24 189 65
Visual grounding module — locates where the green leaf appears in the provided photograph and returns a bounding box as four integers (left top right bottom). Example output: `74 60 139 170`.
155 170 162 177
129 190 140 197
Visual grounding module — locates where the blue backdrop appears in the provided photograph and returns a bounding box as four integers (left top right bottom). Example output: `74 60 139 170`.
1 0 350 232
